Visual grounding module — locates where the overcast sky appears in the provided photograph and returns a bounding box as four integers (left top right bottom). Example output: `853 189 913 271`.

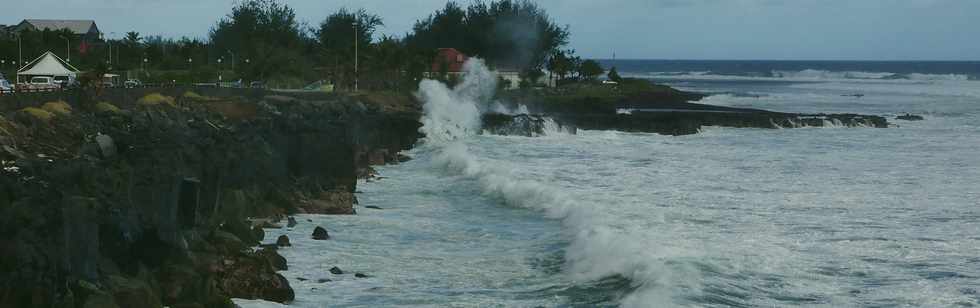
3 0 978 60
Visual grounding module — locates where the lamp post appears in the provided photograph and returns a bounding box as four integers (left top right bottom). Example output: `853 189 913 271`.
188 58 193 70
352 21 359 92
217 58 223 82
142 57 148 73
59 36 70 63
226 50 236 73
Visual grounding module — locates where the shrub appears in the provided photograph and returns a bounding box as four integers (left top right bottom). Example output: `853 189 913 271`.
94 102 122 114
137 93 176 107
41 101 72 116
20 107 55 122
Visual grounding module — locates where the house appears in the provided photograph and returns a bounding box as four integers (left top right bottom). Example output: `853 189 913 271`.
12 19 101 41
429 48 469 77
16 51 80 84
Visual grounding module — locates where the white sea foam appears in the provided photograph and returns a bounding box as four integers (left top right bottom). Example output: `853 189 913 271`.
417 58 696 307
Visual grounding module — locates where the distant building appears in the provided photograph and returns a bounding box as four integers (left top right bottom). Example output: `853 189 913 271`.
12 19 101 41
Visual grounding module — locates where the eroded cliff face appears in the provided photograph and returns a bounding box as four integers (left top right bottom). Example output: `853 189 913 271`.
0 88 421 307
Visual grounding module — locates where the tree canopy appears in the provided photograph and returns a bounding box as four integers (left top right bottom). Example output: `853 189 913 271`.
407 0 569 71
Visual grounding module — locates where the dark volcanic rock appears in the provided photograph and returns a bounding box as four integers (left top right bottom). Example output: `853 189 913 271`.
287 217 298 228
312 226 330 240
365 205 383 210
354 273 369 278
257 248 288 271
897 113 924 121
329 267 344 275
317 278 332 283
481 113 576 137
276 235 291 247
301 190 357 215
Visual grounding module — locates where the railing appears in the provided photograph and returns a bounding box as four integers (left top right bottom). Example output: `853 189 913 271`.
1 87 65 95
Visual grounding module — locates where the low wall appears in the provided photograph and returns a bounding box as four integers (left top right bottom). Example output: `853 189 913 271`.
0 86 269 112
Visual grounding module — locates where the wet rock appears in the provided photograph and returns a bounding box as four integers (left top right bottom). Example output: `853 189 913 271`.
354 273 369 278
329 267 344 275
317 278 332 283
312 226 330 240
276 235 291 247
287 217 298 228
364 206 383 210
296 277 308 281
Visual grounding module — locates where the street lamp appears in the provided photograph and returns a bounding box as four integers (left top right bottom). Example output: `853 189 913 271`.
59 36 70 63
188 58 193 70
142 57 148 72
353 21 359 92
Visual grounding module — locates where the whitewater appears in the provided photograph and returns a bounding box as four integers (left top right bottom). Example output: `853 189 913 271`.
238 60 980 307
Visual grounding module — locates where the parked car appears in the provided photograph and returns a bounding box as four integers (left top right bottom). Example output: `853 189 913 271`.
249 81 266 89
52 75 76 88
124 79 142 88
29 76 60 91
0 79 13 93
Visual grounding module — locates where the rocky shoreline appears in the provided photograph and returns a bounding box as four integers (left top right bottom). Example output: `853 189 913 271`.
0 88 421 307
0 81 891 307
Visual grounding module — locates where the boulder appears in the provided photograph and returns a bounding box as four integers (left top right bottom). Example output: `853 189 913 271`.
287 217 298 228
312 227 330 240
897 113 924 121
329 267 344 275
276 235 291 247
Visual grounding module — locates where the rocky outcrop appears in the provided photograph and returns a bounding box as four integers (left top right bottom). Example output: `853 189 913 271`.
481 114 576 137
0 88 422 307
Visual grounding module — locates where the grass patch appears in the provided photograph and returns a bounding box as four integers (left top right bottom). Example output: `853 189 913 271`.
0 115 16 136
20 107 55 122
137 93 176 107
94 102 122 114
41 101 72 116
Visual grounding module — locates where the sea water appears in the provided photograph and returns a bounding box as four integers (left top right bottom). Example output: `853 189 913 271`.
237 60 980 307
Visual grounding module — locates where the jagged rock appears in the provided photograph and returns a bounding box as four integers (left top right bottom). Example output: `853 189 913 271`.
312 226 330 240
287 217 298 228
329 267 344 275
276 235 291 247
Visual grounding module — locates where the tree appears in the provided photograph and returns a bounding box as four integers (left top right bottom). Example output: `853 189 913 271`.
407 0 569 72
210 0 314 85
317 8 383 90
578 59 603 81
607 66 623 82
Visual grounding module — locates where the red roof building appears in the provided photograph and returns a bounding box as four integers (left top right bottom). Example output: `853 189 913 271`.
431 48 469 73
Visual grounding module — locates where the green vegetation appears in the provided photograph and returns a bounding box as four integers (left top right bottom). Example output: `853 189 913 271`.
20 107 55 122
136 93 176 107
94 102 122 114
41 101 72 116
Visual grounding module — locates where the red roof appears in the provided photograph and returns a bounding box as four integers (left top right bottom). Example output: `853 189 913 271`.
431 48 468 73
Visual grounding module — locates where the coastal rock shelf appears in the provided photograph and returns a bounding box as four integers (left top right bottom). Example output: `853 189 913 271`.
483 101 888 137
0 87 421 308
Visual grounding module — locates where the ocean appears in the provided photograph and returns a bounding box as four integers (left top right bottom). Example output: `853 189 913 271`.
237 59 980 307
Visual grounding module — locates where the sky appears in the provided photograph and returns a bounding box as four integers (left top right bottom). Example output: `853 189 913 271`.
3 0 979 61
